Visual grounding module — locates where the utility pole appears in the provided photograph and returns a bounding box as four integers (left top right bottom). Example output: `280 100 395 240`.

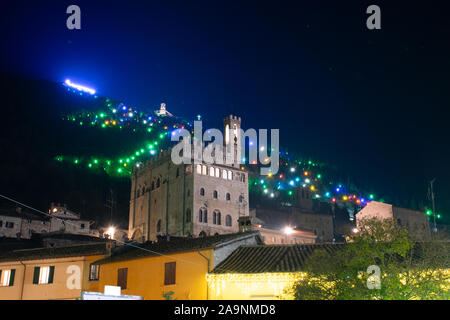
429 178 437 233
105 189 116 225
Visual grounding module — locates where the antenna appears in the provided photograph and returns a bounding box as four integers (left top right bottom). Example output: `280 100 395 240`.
429 178 437 233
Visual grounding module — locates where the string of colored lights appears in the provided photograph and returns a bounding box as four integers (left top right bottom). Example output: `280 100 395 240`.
56 81 441 220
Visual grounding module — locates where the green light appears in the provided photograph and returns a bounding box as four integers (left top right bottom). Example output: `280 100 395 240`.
369 194 374 199
117 168 122 173
74 159 79 164
288 191 293 196
93 159 98 164
426 210 432 216
88 163 92 168
317 174 322 179
437 214 441 219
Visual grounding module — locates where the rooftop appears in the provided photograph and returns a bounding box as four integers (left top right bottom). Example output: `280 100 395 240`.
94 231 262 265
0 242 109 262
211 243 345 274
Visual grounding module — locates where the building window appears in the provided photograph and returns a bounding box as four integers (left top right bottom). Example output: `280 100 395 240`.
209 167 214 177
200 188 205 196
157 220 162 233
226 193 231 201
0 269 15 287
213 190 218 199
89 264 99 281
196 164 202 174
215 168 220 178
239 195 244 203
33 266 54 285
5 222 14 228
222 170 227 179
226 215 232 227
199 231 206 237
203 209 208 223
186 208 191 223
0 220 3 227
81 224 85 229
202 165 207 175
214 210 221 225
117 268 128 290
156 178 161 188
198 209 203 223
228 170 232 180
164 262 176 285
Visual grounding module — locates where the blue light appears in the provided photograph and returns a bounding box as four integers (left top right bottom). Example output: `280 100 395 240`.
336 187 340 192
64 79 96 95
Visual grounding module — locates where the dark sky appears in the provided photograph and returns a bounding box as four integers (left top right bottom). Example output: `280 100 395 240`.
2 1 450 221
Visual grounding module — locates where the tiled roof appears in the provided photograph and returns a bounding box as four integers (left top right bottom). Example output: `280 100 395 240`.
94 232 262 265
211 243 345 273
0 242 109 262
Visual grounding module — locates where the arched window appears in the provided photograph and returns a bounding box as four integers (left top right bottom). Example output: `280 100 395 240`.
239 195 244 203
198 208 203 223
156 219 162 233
199 231 206 237
203 209 208 223
200 188 205 196
156 177 161 188
226 193 231 201
213 190 218 199
186 208 191 223
216 211 221 225
225 215 232 227
213 211 217 224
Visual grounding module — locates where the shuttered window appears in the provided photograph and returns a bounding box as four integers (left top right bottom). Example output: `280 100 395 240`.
0 269 15 286
164 262 176 285
33 266 54 284
117 268 128 290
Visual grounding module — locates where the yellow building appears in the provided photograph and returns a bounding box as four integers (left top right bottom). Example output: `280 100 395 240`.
0 242 110 300
88 232 261 300
207 244 338 300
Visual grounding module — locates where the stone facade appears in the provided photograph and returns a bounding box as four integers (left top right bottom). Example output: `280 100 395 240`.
129 115 250 242
356 201 431 240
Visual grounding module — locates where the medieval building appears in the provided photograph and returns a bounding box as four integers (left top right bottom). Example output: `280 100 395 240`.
128 115 249 242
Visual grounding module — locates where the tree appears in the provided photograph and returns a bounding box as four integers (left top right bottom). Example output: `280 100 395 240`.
291 218 450 300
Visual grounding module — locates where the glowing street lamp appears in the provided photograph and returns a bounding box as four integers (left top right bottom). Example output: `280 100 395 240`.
105 226 116 239
284 226 294 235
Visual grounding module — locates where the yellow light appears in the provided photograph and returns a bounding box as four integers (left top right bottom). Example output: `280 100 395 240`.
310 185 315 191
343 195 348 201
284 226 294 235
105 226 116 239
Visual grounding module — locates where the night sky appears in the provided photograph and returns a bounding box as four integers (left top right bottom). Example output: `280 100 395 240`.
1 1 450 223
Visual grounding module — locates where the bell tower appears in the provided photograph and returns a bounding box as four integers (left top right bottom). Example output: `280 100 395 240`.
223 115 241 167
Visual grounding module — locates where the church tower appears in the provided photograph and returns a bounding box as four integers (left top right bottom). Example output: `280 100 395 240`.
223 115 242 168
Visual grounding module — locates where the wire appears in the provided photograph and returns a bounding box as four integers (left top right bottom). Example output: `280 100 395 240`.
0 193 250 273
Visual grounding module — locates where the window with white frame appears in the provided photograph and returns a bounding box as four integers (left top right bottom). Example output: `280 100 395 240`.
196 164 202 174
209 167 214 177
222 170 227 179
228 170 232 180
0 269 15 287
202 165 207 175
215 168 220 178
33 266 54 285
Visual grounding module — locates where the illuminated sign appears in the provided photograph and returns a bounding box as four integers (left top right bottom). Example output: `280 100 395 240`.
64 79 96 95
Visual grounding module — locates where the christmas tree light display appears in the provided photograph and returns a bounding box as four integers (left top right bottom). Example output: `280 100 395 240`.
55 80 441 220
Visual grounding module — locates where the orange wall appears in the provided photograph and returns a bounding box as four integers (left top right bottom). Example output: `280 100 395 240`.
0 255 104 300
87 249 213 300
